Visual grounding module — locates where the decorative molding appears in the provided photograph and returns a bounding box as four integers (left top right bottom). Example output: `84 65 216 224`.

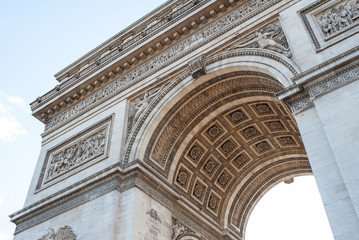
31 0 210 109
282 53 359 114
147 72 282 170
124 49 299 165
12 161 182 235
36 115 113 191
38 226 76 240
305 61 359 98
39 0 285 132
286 92 313 114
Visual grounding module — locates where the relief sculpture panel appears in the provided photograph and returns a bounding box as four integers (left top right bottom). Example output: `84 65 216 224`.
317 0 359 38
36 115 113 190
45 130 107 181
300 0 359 50
37 226 76 240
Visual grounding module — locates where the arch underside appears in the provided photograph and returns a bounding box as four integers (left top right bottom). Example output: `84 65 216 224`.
142 71 312 238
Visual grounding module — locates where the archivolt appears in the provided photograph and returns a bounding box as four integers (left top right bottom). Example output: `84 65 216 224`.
123 49 300 165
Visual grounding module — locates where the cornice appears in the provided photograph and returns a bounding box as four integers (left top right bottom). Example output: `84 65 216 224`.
31 0 287 126
10 163 177 234
30 0 218 115
278 46 359 114
53 0 208 82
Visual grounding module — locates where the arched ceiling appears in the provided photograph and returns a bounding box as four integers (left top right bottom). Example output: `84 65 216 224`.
143 71 312 237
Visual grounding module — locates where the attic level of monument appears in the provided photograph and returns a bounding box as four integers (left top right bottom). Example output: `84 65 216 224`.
30 0 289 125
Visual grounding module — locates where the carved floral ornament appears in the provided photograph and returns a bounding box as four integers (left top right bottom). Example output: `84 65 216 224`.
40 0 286 133
37 226 76 240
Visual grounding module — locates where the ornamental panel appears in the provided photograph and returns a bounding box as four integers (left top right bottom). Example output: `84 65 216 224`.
300 0 359 51
36 115 113 191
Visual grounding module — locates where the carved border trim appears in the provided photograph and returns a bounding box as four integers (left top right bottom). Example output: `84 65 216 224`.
305 61 359 98
299 0 333 50
284 55 359 114
35 114 114 191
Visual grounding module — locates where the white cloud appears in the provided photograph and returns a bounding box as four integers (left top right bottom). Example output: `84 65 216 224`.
0 92 28 142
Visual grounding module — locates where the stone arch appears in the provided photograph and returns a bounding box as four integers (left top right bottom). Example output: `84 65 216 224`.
205 49 300 88
176 233 202 240
125 51 311 239
125 49 300 165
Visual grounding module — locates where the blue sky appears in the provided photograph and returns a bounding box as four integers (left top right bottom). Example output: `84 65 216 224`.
0 1 333 239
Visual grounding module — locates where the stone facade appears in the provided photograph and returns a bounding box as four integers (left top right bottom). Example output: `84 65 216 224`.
10 0 359 239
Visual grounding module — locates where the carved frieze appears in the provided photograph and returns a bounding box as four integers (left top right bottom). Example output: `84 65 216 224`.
316 0 359 37
43 0 284 133
45 130 107 181
284 59 359 114
38 226 76 240
37 115 112 190
300 0 359 50
229 23 292 58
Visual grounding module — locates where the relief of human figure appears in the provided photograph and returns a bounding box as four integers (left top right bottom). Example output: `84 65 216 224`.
129 82 170 130
318 15 334 36
229 24 292 58
317 0 359 37
46 131 107 181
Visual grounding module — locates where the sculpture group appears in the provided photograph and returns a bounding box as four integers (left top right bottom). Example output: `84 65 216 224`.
317 0 359 37
46 132 106 181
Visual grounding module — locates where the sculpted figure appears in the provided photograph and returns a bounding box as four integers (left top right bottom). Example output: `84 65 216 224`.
229 24 292 58
37 228 55 240
318 15 333 36
129 82 170 130
172 219 186 240
46 131 107 180
317 0 359 36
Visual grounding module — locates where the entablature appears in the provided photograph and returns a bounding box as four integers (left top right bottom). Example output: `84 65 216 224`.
277 45 359 114
30 0 295 128
30 0 232 119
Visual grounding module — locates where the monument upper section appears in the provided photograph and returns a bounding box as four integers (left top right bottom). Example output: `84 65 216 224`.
30 0 227 118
